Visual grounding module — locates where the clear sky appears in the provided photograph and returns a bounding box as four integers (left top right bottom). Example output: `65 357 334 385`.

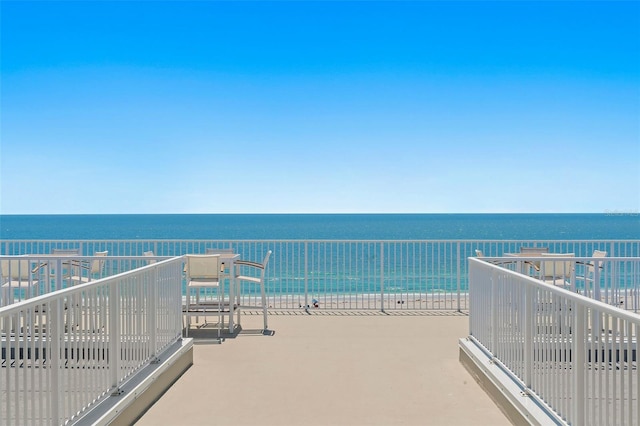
1 1 639 214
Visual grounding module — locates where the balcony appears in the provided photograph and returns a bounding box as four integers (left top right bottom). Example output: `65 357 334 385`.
1 240 639 425
137 312 510 426
463 255 640 425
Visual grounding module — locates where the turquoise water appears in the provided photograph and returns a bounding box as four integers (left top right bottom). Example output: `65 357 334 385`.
1 213 639 240
1 213 638 296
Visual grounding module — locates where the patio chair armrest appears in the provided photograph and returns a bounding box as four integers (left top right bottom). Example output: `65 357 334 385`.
71 260 90 270
235 260 264 270
524 261 540 272
575 261 604 269
32 262 47 273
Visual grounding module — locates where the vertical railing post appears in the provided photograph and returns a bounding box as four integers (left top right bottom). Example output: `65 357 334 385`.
456 242 461 312
50 299 62 425
468 259 475 337
523 284 533 390
380 242 385 313
593 257 602 332
304 241 309 312
491 270 498 355
109 279 122 395
177 260 184 338
149 266 158 363
55 258 63 291
572 303 586 425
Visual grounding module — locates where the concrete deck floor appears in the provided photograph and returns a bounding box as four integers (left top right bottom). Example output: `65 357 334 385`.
136 311 510 426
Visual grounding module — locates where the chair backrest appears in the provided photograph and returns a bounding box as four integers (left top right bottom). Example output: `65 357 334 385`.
592 250 607 258
205 248 234 255
520 246 549 254
235 250 272 279
52 248 80 255
205 249 234 272
143 251 156 264
257 250 272 280
1 259 32 280
540 253 575 278
186 255 221 279
261 250 272 269
586 250 607 274
90 251 108 274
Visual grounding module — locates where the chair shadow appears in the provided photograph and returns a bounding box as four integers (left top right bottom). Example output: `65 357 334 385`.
185 324 275 344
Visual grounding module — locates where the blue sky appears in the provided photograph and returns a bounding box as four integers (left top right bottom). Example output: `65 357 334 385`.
1 1 639 214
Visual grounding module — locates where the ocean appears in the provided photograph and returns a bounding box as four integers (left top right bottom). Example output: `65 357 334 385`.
1 213 638 300
1 213 639 240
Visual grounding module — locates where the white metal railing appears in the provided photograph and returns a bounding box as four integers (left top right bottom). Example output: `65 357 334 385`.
0 257 183 425
468 257 640 425
0 255 170 307
2 240 639 311
486 256 640 312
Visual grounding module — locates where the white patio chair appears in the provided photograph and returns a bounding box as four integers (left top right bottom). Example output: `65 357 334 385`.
48 248 81 284
519 246 549 254
205 248 234 254
51 248 80 255
576 250 607 299
143 250 157 265
518 246 549 273
205 248 235 273
184 254 225 337
235 250 272 331
539 253 575 288
69 251 108 285
1 259 39 306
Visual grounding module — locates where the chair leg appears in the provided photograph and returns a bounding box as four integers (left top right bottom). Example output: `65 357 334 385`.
261 284 268 330
235 284 242 329
217 285 222 339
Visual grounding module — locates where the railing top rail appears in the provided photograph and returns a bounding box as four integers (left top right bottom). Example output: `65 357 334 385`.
0 254 173 259
0 256 184 316
476 256 640 261
2 238 639 243
469 257 640 323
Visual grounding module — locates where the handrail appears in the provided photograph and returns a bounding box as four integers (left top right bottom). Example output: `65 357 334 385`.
468 256 640 425
2 240 639 312
470 257 640 321
0 257 172 314
0 256 184 425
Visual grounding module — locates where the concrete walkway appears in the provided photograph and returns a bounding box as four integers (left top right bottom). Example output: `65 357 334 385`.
136 311 509 426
